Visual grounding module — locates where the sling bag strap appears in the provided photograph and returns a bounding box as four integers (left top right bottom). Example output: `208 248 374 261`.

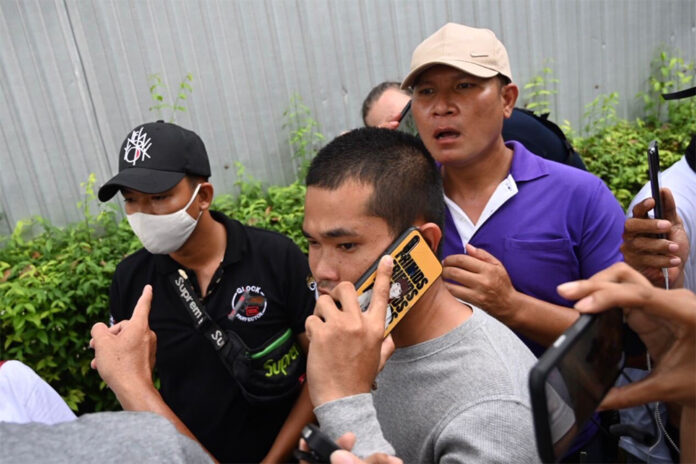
516 108 578 166
662 86 696 100
168 269 245 369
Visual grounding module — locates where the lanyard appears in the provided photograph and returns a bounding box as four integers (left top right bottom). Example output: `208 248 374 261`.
169 269 231 351
168 268 250 378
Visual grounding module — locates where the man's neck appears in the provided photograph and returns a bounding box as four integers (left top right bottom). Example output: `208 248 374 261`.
170 212 227 294
390 279 473 348
443 140 513 224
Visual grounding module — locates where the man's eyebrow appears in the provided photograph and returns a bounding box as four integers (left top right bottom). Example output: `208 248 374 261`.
302 227 359 239
415 70 473 87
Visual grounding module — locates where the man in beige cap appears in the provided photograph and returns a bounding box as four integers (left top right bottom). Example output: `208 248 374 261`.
404 23 624 352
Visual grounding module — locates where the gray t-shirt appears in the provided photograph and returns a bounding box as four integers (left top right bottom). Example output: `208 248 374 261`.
0 411 212 463
315 307 544 463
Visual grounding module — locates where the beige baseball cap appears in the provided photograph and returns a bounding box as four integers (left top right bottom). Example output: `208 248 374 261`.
401 23 512 89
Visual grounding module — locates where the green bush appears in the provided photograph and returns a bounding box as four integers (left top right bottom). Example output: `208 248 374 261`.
570 63 695 209
283 93 325 181
573 117 692 208
0 172 307 414
558 49 696 209
522 63 559 117
213 163 307 252
0 175 139 413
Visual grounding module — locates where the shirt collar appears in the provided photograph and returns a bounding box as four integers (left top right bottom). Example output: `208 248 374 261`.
507 140 549 182
153 210 248 274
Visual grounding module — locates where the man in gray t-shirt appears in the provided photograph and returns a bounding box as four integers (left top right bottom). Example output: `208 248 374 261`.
302 128 571 462
0 411 211 463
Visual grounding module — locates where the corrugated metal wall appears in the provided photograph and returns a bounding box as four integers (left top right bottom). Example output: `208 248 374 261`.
1 0 695 235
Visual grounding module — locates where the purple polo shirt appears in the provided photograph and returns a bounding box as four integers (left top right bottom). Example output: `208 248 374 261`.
442 141 625 356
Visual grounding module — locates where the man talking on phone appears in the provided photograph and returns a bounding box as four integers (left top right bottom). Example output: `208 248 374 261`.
302 128 572 462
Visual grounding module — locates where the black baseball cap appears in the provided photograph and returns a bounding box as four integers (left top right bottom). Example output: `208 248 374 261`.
98 121 211 202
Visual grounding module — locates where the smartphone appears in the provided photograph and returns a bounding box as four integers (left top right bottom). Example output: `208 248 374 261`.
529 307 625 463
294 423 340 464
648 140 664 226
354 227 442 337
396 101 418 136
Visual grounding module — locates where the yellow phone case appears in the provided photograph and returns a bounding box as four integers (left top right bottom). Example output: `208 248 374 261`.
354 227 443 336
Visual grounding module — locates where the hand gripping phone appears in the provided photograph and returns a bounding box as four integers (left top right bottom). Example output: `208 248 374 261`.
648 140 664 227
293 423 340 464
529 308 625 462
396 100 418 136
354 227 442 336
648 139 672 288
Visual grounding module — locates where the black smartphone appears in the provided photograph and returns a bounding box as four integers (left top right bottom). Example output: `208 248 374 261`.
648 140 664 226
529 308 625 463
293 423 340 464
354 227 442 337
396 101 418 136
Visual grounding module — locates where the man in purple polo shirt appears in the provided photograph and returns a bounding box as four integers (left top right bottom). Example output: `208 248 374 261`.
402 23 625 461
401 23 624 357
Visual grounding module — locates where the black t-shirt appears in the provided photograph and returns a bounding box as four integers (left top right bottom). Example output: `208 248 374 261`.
110 211 315 462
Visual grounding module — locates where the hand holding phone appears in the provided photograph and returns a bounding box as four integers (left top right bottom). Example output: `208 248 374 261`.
648 140 664 227
529 308 625 462
396 101 418 136
648 139 672 287
294 424 341 464
354 227 442 336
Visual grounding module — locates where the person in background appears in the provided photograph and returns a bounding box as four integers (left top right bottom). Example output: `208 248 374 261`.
361 82 411 129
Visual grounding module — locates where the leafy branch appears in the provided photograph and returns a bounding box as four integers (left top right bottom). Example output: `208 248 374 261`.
147 73 194 122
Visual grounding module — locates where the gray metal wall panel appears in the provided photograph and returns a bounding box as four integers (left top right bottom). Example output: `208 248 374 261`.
1 0 695 235
0 0 113 234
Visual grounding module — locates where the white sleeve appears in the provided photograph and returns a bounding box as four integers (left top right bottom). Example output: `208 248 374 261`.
0 360 77 424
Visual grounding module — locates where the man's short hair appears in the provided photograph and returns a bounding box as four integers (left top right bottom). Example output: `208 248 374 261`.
306 127 444 236
186 174 209 188
361 82 412 126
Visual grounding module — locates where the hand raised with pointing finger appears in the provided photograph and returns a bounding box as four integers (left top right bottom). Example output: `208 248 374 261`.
305 255 394 407
90 285 158 402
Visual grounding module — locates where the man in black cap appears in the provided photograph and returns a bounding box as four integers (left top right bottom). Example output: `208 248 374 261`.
98 121 316 463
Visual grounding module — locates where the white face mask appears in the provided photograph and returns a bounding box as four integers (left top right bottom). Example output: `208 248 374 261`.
127 184 203 255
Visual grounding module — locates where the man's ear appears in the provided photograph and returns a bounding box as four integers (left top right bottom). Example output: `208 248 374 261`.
197 182 214 210
501 83 519 119
417 223 442 253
